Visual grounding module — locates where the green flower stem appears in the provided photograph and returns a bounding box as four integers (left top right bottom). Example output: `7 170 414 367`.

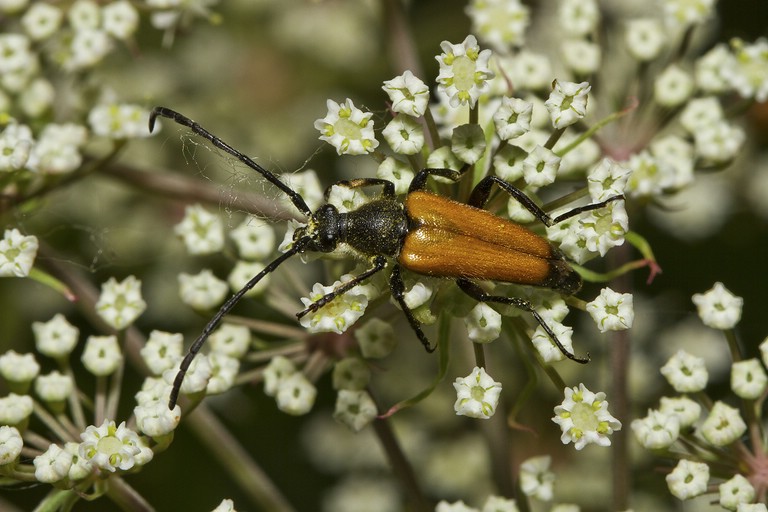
422 104 442 150
106 332 127 422
185 404 296 512
225 315 307 344
370 392 430 512
32 400 77 444
95 375 107 427
543 127 566 150
504 321 538 421
555 99 638 158
473 341 486 369
105 476 155 512
27 267 76 302
61 364 88 431
35 488 81 512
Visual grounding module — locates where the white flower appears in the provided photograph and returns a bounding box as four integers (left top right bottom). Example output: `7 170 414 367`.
0 228 38 277
0 34 34 74
452 123 487 164
692 282 743 330
436 501 479 512
522 145 560 187
465 0 530 52
229 218 275 261
89 103 151 139
493 97 532 140
659 396 701 428
679 96 724 134
332 358 370 391
586 288 634 332
561 39 601 75
21 3 64 41
333 389 377 432
587 158 631 202
631 409 679 449
0 123 34 172
694 121 745 165
465 303 502 344
355 318 397 359
0 350 39 383
67 29 112 71
650 135 695 189
33 313 79 358
519 455 555 501
228 260 269 297
211 499 237 512
729 38 768 102
19 77 55 118
34 371 73 403
660 350 708 392
279 170 324 212
544 80 590 129
0 425 23 465
493 145 527 182
625 18 666 61
552 383 621 450
164 353 211 396
531 321 574 363
102 1 139 40
141 331 184 376
453 366 502 419
209 323 251 360
435 35 495 108
79 420 142 472
663 0 716 27
299 280 368 335
135 377 172 406
82 335 122 376
654 65 694 107
0 393 33 425
262 356 296 397
178 269 228 311
95 275 147 329
695 43 736 94
275 372 316 416
731 359 768 399
625 150 674 198
558 0 599 37
314 98 378 155
481 496 519 512
134 400 181 437
699 401 747 446
381 70 430 117
377 157 415 196
206 352 240 395
69 0 100 30
580 201 628 257
33 444 73 483
507 51 553 91
174 204 225 255
666 459 709 500
382 115 424 156
719 474 755 511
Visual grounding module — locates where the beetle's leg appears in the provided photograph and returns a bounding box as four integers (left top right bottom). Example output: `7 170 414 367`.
170 240 308 409
149 107 312 217
323 178 396 200
468 175 624 227
408 167 469 192
456 278 589 364
390 265 435 353
296 255 387 318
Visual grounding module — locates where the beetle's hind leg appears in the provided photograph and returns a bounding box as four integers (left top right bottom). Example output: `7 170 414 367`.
468 175 623 227
456 278 589 364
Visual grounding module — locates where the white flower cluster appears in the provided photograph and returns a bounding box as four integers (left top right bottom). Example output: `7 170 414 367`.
628 283 768 507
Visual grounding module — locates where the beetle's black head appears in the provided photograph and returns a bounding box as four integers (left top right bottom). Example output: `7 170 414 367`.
293 203 340 253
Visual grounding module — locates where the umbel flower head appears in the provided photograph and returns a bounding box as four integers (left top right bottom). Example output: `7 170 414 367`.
552 384 621 450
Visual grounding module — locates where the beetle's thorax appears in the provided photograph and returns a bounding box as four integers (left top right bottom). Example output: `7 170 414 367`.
338 198 408 257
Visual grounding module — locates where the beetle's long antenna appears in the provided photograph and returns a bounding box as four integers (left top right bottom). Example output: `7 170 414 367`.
149 107 313 217
169 240 307 409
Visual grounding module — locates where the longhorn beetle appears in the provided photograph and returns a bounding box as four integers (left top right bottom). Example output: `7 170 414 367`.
149 107 623 409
